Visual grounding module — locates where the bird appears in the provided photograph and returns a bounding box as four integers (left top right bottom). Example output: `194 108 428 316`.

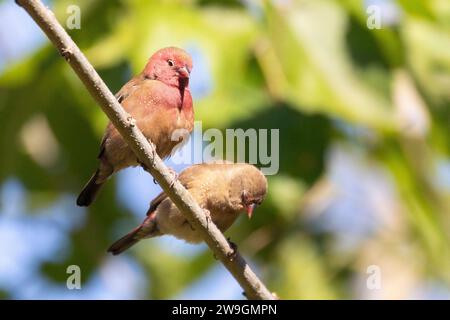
77 47 194 207
107 162 268 255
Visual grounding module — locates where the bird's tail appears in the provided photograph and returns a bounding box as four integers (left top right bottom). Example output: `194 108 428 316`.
108 213 159 255
77 169 104 207
107 226 142 255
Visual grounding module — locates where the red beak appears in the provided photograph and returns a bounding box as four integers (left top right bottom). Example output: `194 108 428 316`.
177 66 190 78
246 203 256 219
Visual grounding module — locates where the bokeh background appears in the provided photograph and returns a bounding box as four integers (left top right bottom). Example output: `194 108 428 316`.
0 0 449 299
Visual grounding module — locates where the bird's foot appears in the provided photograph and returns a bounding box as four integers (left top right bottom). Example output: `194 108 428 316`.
226 237 238 261
167 167 178 188
138 159 149 172
141 141 158 173
211 239 237 261
203 209 211 230
152 167 178 187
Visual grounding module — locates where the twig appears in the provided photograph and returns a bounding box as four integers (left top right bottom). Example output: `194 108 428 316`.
15 0 275 300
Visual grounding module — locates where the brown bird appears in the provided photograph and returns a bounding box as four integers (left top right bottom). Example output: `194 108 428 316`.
108 163 268 255
77 47 194 206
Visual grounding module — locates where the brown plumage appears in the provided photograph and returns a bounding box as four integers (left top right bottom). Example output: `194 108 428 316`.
77 47 194 206
108 163 268 255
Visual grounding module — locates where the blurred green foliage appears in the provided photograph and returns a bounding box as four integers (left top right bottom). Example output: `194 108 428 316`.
0 0 449 299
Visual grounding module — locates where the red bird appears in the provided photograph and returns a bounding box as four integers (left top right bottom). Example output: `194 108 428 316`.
77 47 194 206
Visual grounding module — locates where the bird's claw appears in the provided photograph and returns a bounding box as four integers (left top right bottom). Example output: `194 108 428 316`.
167 167 178 188
226 237 238 261
138 160 150 172
203 209 211 230
212 239 237 261
143 141 157 174
152 167 178 187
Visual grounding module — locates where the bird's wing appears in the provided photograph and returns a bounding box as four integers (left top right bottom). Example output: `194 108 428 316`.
147 191 167 214
115 75 143 104
97 75 147 158
146 165 210 216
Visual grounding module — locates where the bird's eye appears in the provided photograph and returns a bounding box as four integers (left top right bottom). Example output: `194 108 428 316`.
167 60 174 67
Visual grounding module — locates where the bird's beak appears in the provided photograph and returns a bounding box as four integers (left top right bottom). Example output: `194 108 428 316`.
246 203 256 219
177 66 190 78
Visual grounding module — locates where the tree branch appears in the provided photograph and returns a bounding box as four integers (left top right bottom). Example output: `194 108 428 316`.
16 0 275 300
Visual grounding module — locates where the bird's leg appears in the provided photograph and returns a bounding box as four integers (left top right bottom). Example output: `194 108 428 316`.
149 140 157 167
203 209 211 231
138 159 150 173
167 167 178 188
139 141 158 173
211 238 237 261
226 237 238 261
203 209 217 259
152 167 178 187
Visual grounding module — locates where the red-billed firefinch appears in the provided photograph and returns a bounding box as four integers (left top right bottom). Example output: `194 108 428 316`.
77 47 194 206
107 163 268 255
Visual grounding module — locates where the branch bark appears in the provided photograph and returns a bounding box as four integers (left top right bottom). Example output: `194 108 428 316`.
15 0 275 300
